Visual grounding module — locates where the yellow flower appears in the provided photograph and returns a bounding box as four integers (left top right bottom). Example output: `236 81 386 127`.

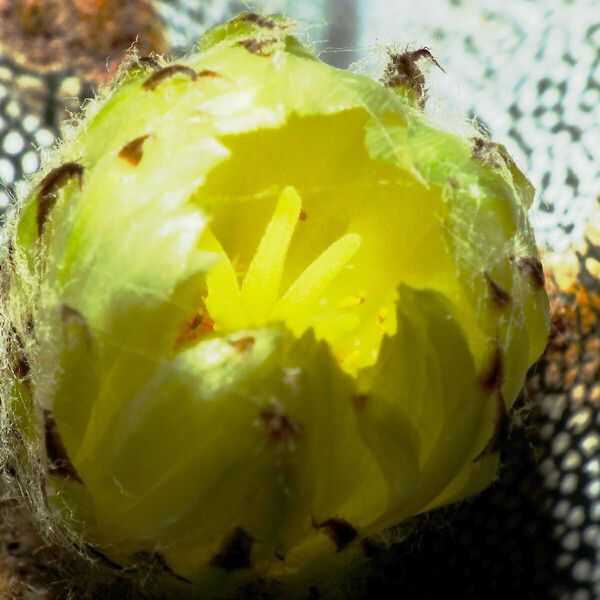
0 12 549 594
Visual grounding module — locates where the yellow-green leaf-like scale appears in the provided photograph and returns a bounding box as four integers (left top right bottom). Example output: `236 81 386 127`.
0 13 549 596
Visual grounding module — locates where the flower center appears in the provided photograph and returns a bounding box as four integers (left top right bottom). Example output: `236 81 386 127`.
190 186 370 370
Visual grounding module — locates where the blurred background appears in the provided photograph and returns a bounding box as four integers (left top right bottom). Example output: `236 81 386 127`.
0 1 598 598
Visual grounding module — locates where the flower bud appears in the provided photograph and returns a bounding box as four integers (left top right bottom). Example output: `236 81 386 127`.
0 12 549 594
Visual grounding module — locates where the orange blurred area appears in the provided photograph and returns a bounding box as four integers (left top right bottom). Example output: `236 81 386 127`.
0 0 167 82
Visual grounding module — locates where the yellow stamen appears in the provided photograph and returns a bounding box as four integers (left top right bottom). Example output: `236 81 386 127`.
241 186 301 325
272 233 362 325
198 187 365 365
203 230 246 330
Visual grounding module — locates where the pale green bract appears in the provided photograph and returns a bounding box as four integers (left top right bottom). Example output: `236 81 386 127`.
0 13 549 596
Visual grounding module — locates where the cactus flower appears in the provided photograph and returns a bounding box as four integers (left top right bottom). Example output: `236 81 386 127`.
0 13 549 595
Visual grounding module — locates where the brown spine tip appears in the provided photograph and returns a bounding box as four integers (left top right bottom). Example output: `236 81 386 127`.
516 257 545 289
142 65 199 90
383 48 444 108
352 393 370 410
199 69 222 78
237 38 275 56
479 347 504 392
313 518 358 552
137 55 162 70
473 392 509 461
190 312 215 334
299 209 308 222
230 335 255 353
174 310 215 350
83 544 127 572
471 137 497 167
259 409 303 443
119 135 151 166
235 12 277 29
484 272 512 309
126 56 161 77
37 163 84 236
210 527 253 572
133 551 191 584
43 410 83 483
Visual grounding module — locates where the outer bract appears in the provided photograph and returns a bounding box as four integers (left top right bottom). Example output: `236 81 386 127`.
0 13 549 597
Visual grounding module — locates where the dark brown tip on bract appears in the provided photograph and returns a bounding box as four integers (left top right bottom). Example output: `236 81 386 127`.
230 335 255 353
471 137 502 168
174 309 215 350
119 135 151 166
259 409 303 443
383 48 444 109
473 393 509 461
352 393 370 410
43 410 82 483
235 12 277 29
199 69 222 78
484 272 512 309
210 527 253 572
83 543 127 572
314 518 358 552
142 65 198 90
133 551 191 584
516 257 545 289
37 163 84 236
479 347 504 392
137 55 161 70
238 38 276 56
125 55 161 78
